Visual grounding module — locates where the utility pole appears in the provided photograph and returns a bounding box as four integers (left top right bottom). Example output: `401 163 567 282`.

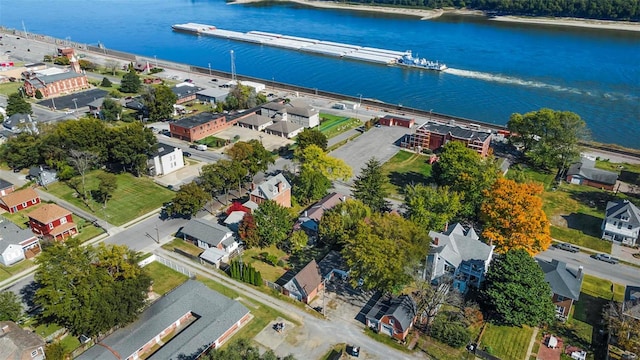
155 225 160 244
72 98 78 112
208 62 212 76
230 50 236 83
322 278 327 317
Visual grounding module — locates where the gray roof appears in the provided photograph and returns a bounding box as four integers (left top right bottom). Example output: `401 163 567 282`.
77 280 249 360
416 121 491 142
623 285 640 320
171 83 204 99
0 178 13 190
605 200 640 228
429 223 492 268
317 250 348 278
125 100 146 111
365 295 416 332
251 173 291 201
179 218 233 247
155 142 179 157
266 121 303 135
87 97 105 108
536 259 583 300
567 157 618 185
196 87 229 99
173 112 223 129
0 217 37 253
236 113 273 127
25 71 84 88
261 101 317 118
0 321 45 359
3 113 34 132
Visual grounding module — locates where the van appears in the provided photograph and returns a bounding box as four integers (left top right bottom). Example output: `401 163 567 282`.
196 144 208 151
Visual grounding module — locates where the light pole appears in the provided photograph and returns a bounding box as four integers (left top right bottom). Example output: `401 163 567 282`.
72 98 78 112
154 55 158 68
429 109 433 122
208 63 211 76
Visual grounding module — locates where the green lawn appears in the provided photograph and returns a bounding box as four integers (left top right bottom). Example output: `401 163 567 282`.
380 150 433 198
417 337 469 360
196 136 226 148
364 327 413 353
0 258 36 283
197 276 241 299
480 323 534 360
506 166 556 190
44 171 174 226
550 227 611 253
240 245 288 282
59 334 81 354
581 274 624 302
144 261 189 295
162 238 204 258
596 160 640 185
0 82 22 96
318 113 362 139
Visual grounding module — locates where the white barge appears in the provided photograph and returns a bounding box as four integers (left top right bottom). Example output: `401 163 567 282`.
172 23 447 71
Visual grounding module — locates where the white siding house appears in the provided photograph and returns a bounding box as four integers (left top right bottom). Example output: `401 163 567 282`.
149 143 185 176
602 200 640 246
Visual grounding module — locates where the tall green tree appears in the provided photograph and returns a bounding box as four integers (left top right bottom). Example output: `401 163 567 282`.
100 97 122 121
226 140 274 183
319 199 371 247
404 184 462 231
481 249 555 327
507 108 587 174
120 65 141 93
100 77 112 87
200 160 246 203
107 122 157 175
287 230 309 254
352 157 389 213
296 128 328 151
6 92 32 116
34 240 151 337
297 144 352 181
0 291 23 321
0 132 42 170
95 172 118 207
167 182 210 218
253 200 293 248
203 338 295 360
293 167 331 205
142 84 178 122
432 141 499 218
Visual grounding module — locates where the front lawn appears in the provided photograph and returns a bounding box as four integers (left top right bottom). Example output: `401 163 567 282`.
506 166 556 190
0 258 36 283
196 136 226 148
144 261 189 295
161 238 204 258
581 274 624 302
44 171 174 226
380 150 433 198
319 113 362 139
479 323 534 360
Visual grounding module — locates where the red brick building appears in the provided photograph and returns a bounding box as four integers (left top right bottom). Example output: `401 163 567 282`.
27 204 77 241
405 121 492 157
0 188 40 214
379 114 415 128
169 112 229 142
249 173 291 208
23 71 89 98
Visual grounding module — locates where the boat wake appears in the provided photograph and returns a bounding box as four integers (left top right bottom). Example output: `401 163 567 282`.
443 68 637 102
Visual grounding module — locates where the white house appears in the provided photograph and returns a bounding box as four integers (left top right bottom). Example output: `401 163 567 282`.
424 223 494 293
179 218 238 254
148 142 185 176
0 217 41 266
601 199 640 246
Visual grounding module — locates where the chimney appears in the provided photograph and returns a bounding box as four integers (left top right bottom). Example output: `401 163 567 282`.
1 325 9 334
577 266 583 279
444 222 448 232
433 237 439 246
304 210 308 217
341 196 346 202
277 181 283 193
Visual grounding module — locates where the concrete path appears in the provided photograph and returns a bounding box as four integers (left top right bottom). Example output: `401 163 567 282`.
524 327 539 360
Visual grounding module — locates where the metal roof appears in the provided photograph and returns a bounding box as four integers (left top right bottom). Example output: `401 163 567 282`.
567 157 618 185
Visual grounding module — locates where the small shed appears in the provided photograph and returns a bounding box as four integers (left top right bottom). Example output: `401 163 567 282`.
547 335 558 349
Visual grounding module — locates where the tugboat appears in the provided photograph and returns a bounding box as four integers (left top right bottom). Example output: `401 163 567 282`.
397 51 447 71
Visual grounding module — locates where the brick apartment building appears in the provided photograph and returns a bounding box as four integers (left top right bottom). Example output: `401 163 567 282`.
405 121 493 157
23 54 89 99
170 111 258 142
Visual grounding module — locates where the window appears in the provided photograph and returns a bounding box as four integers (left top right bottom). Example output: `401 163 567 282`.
555 305 565 315
389 318 395 326
31 350 38 357
48 223 54 230
60 217 67 225
556 295 565 302
22 202 27 208
629 225 633 230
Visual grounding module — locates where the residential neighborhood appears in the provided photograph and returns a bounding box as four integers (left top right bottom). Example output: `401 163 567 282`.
0 28 638 360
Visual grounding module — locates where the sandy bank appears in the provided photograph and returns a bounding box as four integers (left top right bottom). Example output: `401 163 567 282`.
229 0 640 31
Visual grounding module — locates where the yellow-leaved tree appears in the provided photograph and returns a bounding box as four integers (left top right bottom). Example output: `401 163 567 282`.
480 177 551 255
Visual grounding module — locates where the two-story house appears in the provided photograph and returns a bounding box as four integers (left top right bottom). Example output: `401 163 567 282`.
296 192 347 233
424 223 494 293
0 188 40 214
601 199 640 246
28 203 77 241
246 173 292 208
282 259 324 304
148 142 185 176
537 259 584 321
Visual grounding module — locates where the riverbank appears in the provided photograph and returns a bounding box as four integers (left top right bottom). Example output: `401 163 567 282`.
230 0 640 31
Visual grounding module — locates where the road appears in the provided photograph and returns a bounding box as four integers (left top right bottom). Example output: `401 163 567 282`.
537 247 640 286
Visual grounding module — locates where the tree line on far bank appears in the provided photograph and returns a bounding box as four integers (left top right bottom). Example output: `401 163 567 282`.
339 0 639 21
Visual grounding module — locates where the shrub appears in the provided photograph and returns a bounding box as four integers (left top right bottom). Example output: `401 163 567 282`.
277 259 285 267
149 67 164 74
430 312 470 348
265 254 278 266
35 89 43 99
101 77 112 87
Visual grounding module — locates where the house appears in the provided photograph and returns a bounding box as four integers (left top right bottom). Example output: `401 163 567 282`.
282 259 323 303
87 97 105 118
171 82 204 104
3 113 38 134
0 321 46 360
249 173 291 208
365 294 417 341
296 192 347 233
0 216 41 266
148 142 184 176
260 100 320 128
264 120 304 139
196 87 229 105
224 79 266 93
224 211 246 232
566 155 618 191
132 61 154 72
379 114 415 128
537 259 584 321
28 203 77 241
23 69 89 98
405 121 493 157
179 218 238 254
623 285 640 320
424 223 494 293
76 280 251 360
601 199 640 246
0 187 40 214
28 166 58 186
169 112 229 142
236 113 274 131
317 250 349 281
0 179 14 196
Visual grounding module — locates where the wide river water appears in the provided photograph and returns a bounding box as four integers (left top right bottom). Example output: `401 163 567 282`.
1 0 639 147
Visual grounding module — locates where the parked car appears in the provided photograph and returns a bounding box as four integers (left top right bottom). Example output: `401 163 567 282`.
183 151 192 158
347 345 360 357
554 242 580 253
594 253 619 264
184 78 193 83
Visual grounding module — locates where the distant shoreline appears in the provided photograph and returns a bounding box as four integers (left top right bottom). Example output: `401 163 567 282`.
230 0 640 32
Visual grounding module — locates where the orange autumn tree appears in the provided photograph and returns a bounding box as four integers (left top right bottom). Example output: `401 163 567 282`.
480 178 551 255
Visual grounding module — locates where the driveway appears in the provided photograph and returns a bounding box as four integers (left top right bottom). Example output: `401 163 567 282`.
214 126 293 152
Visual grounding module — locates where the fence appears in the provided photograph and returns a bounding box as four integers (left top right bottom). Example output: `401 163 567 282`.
155 255 195 278
264 280 282 292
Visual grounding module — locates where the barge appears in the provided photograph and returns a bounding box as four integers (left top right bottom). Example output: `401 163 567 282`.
172 23 447 71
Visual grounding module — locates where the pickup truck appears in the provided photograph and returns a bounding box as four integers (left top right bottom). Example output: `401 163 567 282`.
594 253 619 264
554 242 580 253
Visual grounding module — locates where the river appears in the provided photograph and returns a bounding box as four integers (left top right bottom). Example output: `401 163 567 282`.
0 0 638 147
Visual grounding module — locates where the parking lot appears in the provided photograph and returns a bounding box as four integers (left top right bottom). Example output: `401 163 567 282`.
214 126 294 152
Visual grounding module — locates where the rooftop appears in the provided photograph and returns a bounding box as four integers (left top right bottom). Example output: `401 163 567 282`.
416 121 491 142
623 285 640 320
251 173 291 201
0 178 13 190
27 203 71 224
171 83 204 98
266 120 303 135
0 188 39 208
365 294 416 332
155 142 180 158
179 218 233 247
292 259 322 298
537 259 583 300
173 112 223 129
605 199 640 227
429 223 493 268
0 216 37 253
567 156 618 185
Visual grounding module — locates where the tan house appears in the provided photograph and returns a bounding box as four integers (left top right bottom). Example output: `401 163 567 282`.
0 321 46 360
0 188 40 214
282 259 323 304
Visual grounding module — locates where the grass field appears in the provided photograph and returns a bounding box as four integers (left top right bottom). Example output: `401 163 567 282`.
0 82 22 96
480 323 534 360
45 171 174 226
240 245 288 282
144 261 189 295
196 136 226 148
162 238 204 257
417 337 468 360
581 274 624 302
506 166 556 190
319 113 362 138
380 150 433 198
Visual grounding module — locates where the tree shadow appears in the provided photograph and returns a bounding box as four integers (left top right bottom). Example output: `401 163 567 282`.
568 190 618 212
388 171 431 194
19 280 40 313
561 213 604 237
